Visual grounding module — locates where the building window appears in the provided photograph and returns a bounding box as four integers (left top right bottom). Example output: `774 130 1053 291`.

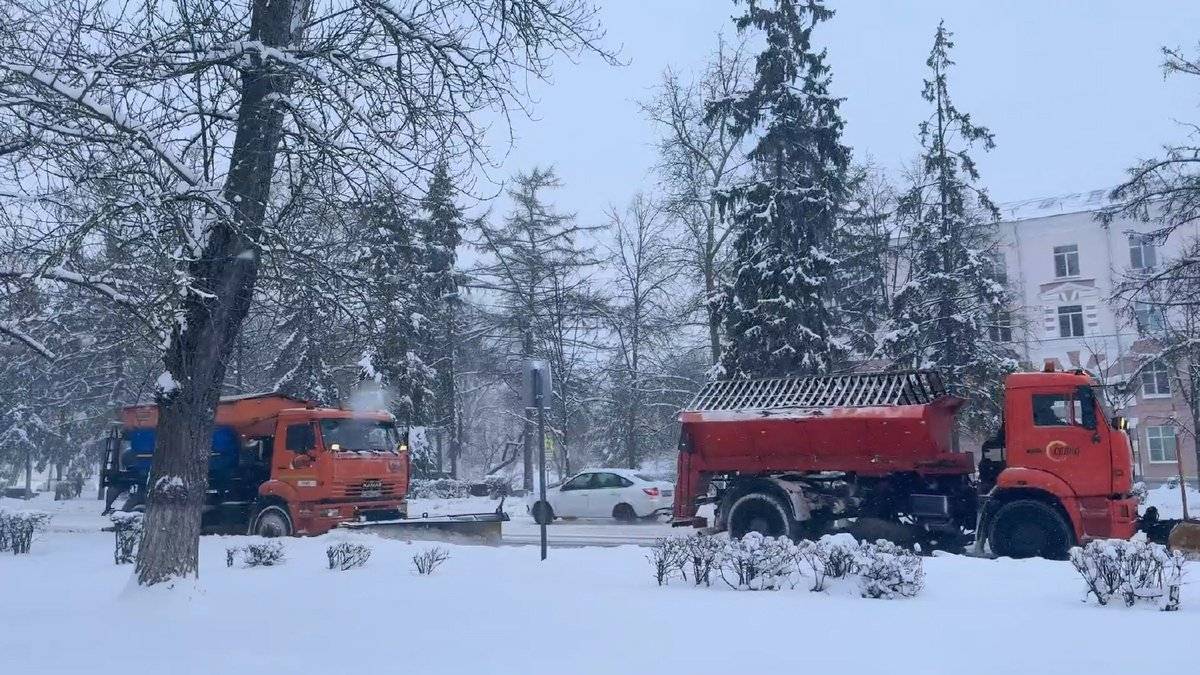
1146 425 1178 463
1058 305 1084 337
1129 234 1157 271
1054 244 1079 278
1134 301 1165 334
988 311 1013 343
1141 360 1172 397
986 252 1008 284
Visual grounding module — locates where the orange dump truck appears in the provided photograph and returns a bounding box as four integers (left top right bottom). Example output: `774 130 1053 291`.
101 393 505 541
672 366 1152 558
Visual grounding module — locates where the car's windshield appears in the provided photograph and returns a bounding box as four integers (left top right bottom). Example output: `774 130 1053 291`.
319 419 399 453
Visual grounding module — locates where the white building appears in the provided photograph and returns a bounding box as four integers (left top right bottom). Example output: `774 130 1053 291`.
993 190 1199 484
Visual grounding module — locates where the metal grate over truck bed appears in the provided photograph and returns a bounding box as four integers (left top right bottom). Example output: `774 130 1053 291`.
684 371 947 412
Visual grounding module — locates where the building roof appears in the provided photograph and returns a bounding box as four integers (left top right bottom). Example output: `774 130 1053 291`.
996 188 1119 223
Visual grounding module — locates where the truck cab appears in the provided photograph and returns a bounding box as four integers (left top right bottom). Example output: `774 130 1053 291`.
102 393 410 536
979 365 1138 557
256 408 410 536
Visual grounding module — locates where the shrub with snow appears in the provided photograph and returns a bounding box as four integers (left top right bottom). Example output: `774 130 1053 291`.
110 512 143 565
1130 481 1148 505
230 542 286 568
54 481 81 501
483 475 512 499
720 533 796 591
327 542 373 571
794 533 859 591
854 540 925 599
1069 539 1183 611
647 536 688 586
0 510 51 555
412 547 450 575
684 532 724 587
408 478 471 499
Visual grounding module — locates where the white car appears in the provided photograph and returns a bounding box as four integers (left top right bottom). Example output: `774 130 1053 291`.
530 468 674 523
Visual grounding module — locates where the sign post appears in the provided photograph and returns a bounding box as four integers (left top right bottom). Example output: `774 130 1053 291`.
524 360 553 560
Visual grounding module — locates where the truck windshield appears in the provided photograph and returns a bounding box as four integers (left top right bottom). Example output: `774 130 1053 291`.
319 420 399 453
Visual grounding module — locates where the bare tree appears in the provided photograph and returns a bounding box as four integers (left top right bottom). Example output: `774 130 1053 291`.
597 195 689 468
0 0 609 585
641 36 752 365
472 167 599 487
1100 45 1200 484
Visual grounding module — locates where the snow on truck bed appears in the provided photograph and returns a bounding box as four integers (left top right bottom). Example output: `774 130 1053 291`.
2 494 1197 674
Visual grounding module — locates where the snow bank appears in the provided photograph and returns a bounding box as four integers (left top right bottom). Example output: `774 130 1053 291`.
1144 483 1200 520
2 521 1197 675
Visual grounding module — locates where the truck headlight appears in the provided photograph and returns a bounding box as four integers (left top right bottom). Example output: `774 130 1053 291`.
321 508 340 518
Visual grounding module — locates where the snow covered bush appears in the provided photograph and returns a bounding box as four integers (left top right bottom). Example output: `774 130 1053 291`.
412 547 450 575
647 536 689 586
720 533 796 591
408 478 471 499
483 475 512 499
0 511 51 555
110 512 143 565
236 542 286 568
794 533 859 591
1070 539 1184 611
684 532 724 587
855 540 925 599
54 481 81 501
1130 481 1148 505
327 542 372 571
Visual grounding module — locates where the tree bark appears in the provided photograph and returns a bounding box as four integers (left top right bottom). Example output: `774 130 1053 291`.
136 0 303 586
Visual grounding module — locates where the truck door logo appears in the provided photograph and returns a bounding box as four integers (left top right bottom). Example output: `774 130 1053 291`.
1046 440 1080 462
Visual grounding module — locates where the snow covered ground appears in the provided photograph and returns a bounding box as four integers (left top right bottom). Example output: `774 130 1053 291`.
1144 483 1200 520
2 493 1198 675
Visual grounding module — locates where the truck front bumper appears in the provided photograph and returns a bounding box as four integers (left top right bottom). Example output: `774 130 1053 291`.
296 500 407 535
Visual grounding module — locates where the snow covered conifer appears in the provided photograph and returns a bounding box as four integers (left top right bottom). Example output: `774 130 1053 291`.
355 192 436 432
416 161 466 477
710 0 852 378
882 21 1015 436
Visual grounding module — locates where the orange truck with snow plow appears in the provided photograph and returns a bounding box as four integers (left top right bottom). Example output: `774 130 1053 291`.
672 364 1157 558
102 393 411 536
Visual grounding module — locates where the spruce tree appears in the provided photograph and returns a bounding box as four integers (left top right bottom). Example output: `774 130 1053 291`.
416 161 465 477
830 163 896 361
710 0 851 379
270 286 343 405
883 21 1015 434
355 193 436 439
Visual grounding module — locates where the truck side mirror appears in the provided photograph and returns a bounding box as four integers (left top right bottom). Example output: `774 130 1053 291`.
1076 386 1097 430
1111 416 1129 431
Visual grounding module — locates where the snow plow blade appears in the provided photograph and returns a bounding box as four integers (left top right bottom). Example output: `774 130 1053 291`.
339 510 509 545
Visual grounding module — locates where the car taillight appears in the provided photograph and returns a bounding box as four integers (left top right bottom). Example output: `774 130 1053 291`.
643 487 660 497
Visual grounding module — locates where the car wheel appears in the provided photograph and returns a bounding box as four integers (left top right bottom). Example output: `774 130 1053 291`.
612 503 637 523
727 491 795 540
989 499 1072 560
251 505 293 538
531 501 555 525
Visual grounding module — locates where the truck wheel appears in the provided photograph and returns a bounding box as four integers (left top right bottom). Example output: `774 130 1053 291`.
531 501 555 525
612 503 637 522
251 505 293 538
728 491 794 540
989 500 1072 560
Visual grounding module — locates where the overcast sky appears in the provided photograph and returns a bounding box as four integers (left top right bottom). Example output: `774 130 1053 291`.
477 0 1200 227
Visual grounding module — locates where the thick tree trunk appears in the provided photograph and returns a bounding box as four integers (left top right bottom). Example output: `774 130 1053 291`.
136 0 302 586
